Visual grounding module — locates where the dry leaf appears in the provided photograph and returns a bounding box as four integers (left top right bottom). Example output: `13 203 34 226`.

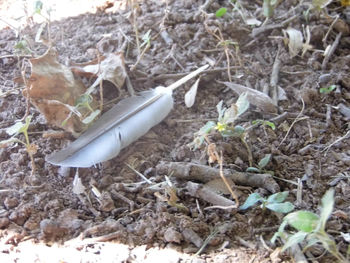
71 52 126 94
72 171 85 195
283 27 303 58
25 48 87 134
222 82 277 113
184 78 200 108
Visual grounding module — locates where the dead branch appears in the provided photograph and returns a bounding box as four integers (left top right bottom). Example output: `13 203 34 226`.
156 161 280 193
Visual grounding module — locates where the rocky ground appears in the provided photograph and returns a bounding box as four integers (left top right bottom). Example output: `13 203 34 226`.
0 0 350 262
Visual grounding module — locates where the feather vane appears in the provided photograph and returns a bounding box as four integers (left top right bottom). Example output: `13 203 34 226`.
46 65 208 167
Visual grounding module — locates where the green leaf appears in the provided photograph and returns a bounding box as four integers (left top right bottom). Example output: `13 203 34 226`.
264 121 276 130
266 202 295 213
35 1 43 14
239 193 264 210
271 220 288 243
216 101 225 122
267 191 289 203
76 94 93 107
0 137 22 147
82 109 100 124
140 29 152 48
233 125 245 134
246 167 260 173
281 232 308 252
6 122 25 136
6 116 31 136
258 154 271 169
317 188 334 231
220 125 245 137
319 85 336 94
236 92 249 116
215 7 227 18
198 121 216 136
284 211 319 233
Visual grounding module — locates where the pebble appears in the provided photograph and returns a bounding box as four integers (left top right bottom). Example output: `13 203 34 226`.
164 227 183 244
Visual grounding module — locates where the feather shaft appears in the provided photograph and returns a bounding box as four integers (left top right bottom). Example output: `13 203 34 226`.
46 65 208 167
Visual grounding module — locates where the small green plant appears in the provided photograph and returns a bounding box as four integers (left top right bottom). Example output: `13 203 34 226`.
246 154 274 175
215 7 227 18
75 94 101 124
0 116 37 174
190 92 253 165
140 29 151 49
320 85 336 94
272 189 348 263
252 119 276 130
240 191 295 214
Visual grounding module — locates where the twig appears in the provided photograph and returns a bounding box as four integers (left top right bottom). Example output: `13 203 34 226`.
270 44 281 106
322 15 339 43
251 14 298 38
218 151 239 206
129 41 150 71
134 66 240 82
186 181 236 207
156 161 280 193
131 0 140 55
125 163 152 184
278 97 305 148
194 227 219 256
322 130 350 156
322 32 342 70
20 61 31 121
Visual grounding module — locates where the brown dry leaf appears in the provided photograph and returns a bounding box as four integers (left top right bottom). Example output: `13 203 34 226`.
25 48 87 135
71 52 126 94
207 143 219 164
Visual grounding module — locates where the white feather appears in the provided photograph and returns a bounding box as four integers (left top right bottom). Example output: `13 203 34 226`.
46 65 209 167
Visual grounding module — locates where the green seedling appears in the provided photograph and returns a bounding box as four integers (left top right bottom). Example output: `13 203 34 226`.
75 94 100 125
190 92 253 165
271 189 348 263
240 191 295 214
252 119 276 130
0 116 37 174
215 7 227 18
246 154 274 174
14 39 33 55
140 29 151 49
320 85 336 94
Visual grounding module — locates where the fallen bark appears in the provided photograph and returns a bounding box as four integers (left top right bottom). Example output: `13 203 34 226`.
156 162 280 193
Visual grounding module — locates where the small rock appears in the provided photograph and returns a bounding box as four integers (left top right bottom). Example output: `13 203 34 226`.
9 205 32 226
40 219 68 239
182 228 203 248
0 217 10 229
164 227 182 244
24 216 40 231
4 197 19 209
99 192 115 212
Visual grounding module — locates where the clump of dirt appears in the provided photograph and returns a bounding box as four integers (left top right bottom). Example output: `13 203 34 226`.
0 0 350 262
